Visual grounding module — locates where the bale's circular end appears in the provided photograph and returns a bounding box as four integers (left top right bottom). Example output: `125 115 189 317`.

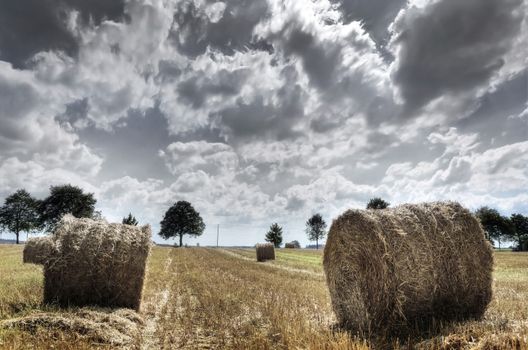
256 243 275 262
323 202 493 336
23 237 56 265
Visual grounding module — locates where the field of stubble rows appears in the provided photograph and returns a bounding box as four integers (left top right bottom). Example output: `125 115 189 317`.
0 245 527 349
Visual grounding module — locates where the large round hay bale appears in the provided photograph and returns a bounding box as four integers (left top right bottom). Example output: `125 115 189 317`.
323 202 493 336
256 243 275 262
23 237 56 265
41 215 152 311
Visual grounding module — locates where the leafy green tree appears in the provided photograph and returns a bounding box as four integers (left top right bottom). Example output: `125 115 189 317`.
0 189 41 244
475 206 513 248
306 213 327 249
265 223 283 248
39 185 96 232
510 214 528 251
367 197 390 209
122 213 138 226
159 201 205 247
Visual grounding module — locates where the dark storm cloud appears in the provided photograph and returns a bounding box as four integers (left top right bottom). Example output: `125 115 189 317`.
282 28 342 90
331 0 406 46
0 0 127 68
216 79 305 141
170 0 270 58
391 0 524 113
78 106 174 182
456 70 528 147
177 68 248 108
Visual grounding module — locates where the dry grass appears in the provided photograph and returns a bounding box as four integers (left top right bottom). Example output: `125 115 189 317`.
1 245 527 349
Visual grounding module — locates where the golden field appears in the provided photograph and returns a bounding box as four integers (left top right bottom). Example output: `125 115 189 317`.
0 245 527 349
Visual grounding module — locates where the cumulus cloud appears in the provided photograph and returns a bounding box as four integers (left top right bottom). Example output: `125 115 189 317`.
0 0 127 68
390 0 525 113
0 0 527 245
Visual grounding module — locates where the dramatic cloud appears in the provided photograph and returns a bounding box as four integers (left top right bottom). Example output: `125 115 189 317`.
0 0 526 246
0 0 127 68
390 0 525 113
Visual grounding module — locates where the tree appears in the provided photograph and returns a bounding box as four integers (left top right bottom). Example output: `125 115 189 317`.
122 213 138 226
510 214 528 251
159 201 205 247
265 223 283 248
0 189 40 244
475 207 513 248
367 197 390 209
39 185 96 232
306 213 327 249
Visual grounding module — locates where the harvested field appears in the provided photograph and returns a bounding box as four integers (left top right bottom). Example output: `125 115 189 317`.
1 245 528 349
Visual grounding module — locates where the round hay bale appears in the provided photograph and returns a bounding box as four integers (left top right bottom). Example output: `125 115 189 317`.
323 202 493 336
43 215 152 311
285 240 300 249
23 237 56 265
256 243 275 262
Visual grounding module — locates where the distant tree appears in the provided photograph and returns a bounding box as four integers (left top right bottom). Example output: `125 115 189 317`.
475 207 513 248
92 210 105 221
0 189 40 244
39 185 96 232
306 213 327 249
510 214 528 251
122 213 138 226
159 201 205 247
367 197 390 210
265 223 283 248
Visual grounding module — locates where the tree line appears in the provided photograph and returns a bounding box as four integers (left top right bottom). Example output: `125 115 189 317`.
0 185 139 244
1 187 526 251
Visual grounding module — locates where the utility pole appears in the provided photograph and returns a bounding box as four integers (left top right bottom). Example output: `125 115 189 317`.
216 224 219 248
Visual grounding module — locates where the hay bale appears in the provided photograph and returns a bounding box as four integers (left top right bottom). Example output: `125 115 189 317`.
285 240 300 249
24 215 152 311
0 308 143 347
256 243 275 262
23 237 56 265
323 202 493 336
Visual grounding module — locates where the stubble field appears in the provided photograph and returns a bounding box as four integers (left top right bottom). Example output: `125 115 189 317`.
0 245 527 349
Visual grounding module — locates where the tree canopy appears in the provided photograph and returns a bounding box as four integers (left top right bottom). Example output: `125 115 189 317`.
265 223 283 248
510 214 528 251
306 213 327 249
475 206 513 248
0 189 40 244
366 197 390 209
159 201 205 247
39 184 96 232
123 213 139 226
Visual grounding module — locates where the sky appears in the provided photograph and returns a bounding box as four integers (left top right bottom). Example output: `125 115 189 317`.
0 0 527 247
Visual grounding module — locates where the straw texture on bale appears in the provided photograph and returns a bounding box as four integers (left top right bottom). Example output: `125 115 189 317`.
323 202 493 336
256 243 275 262
25 215 152 311
23 237 56 265
0 308 143 347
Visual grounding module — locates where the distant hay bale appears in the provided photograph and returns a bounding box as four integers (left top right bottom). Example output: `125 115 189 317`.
23 237 56 265
323 202 493 336
285 240 300 249
256 243 275 262
0 308 143 347
24 215 152 311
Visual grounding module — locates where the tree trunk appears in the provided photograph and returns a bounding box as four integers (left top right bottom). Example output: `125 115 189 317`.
179 234 183 247
316 238 318 250
16 231 19 245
